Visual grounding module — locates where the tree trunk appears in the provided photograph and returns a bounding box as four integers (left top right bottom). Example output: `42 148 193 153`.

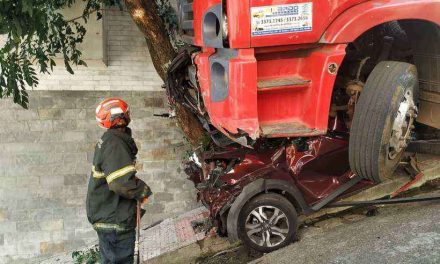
125 0 208 148
124 0 175 80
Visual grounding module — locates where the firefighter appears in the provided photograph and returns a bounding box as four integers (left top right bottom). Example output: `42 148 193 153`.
86 98 152 263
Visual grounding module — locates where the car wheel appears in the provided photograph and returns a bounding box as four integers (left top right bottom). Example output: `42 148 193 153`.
349 61 419 183
238 193 298 253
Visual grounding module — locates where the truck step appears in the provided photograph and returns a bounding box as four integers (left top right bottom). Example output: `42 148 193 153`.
260 121 322 137
257 77 310 92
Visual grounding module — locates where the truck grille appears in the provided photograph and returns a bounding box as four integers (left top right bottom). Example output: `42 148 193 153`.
178 0 194 44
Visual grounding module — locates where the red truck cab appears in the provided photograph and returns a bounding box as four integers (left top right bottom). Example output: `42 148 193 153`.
177 0 440 142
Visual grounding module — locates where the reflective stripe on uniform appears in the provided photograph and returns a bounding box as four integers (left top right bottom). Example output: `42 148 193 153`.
92 166 105 179
93 223 128 232
106 165 136 183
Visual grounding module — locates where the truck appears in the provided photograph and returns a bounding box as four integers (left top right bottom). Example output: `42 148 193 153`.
166 0 440 253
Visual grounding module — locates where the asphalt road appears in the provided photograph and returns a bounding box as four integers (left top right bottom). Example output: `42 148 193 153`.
254 196 440 264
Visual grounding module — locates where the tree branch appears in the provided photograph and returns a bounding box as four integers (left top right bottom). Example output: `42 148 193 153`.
66 10 97 23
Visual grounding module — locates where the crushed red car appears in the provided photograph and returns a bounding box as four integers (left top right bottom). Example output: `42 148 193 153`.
166 0 440 252
183 117 378 251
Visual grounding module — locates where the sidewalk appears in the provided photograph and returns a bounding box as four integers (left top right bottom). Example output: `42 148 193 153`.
39 207 210 263
140 207 209 261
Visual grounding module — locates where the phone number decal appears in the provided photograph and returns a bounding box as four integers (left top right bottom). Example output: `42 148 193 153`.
251 3 313 36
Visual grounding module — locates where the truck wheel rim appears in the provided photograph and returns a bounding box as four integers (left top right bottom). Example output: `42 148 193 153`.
245 206 289 248
389 90 418 160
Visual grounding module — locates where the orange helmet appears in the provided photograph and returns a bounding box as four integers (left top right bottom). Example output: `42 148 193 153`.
95 98 131 129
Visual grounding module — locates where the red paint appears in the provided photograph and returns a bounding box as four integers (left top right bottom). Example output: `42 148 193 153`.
194 44 346 139
322 0 440 43
188 0 440 140
192 0 369 48
286 136 361 204
256 44 346 132
182 0 440 220
248 0 367 47
225 0 440 47
391 172 424 198
185 118 375 218
195 49 260 137
228 1 251 48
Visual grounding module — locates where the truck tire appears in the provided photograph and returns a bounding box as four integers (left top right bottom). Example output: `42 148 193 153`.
349 61 418 183
237 193 298 253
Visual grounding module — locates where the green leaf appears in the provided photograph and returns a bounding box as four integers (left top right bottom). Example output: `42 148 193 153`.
64 60 74 74
20 100 29 109
22 0 33 16
49 58 56 71
13 17 22 37
0 0 120 108
78 60 87 67
66 25 73 34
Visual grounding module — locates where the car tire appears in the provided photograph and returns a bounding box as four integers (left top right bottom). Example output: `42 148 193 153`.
349 61 419 183
237 193 298 253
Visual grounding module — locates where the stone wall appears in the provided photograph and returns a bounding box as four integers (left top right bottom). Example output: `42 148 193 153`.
0 2 198 261
0 91 198 262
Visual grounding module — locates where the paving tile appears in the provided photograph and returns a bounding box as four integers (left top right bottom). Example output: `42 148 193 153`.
38 207 210 263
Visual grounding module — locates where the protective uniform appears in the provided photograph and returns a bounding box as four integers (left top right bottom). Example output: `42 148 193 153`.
86 98 151 263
